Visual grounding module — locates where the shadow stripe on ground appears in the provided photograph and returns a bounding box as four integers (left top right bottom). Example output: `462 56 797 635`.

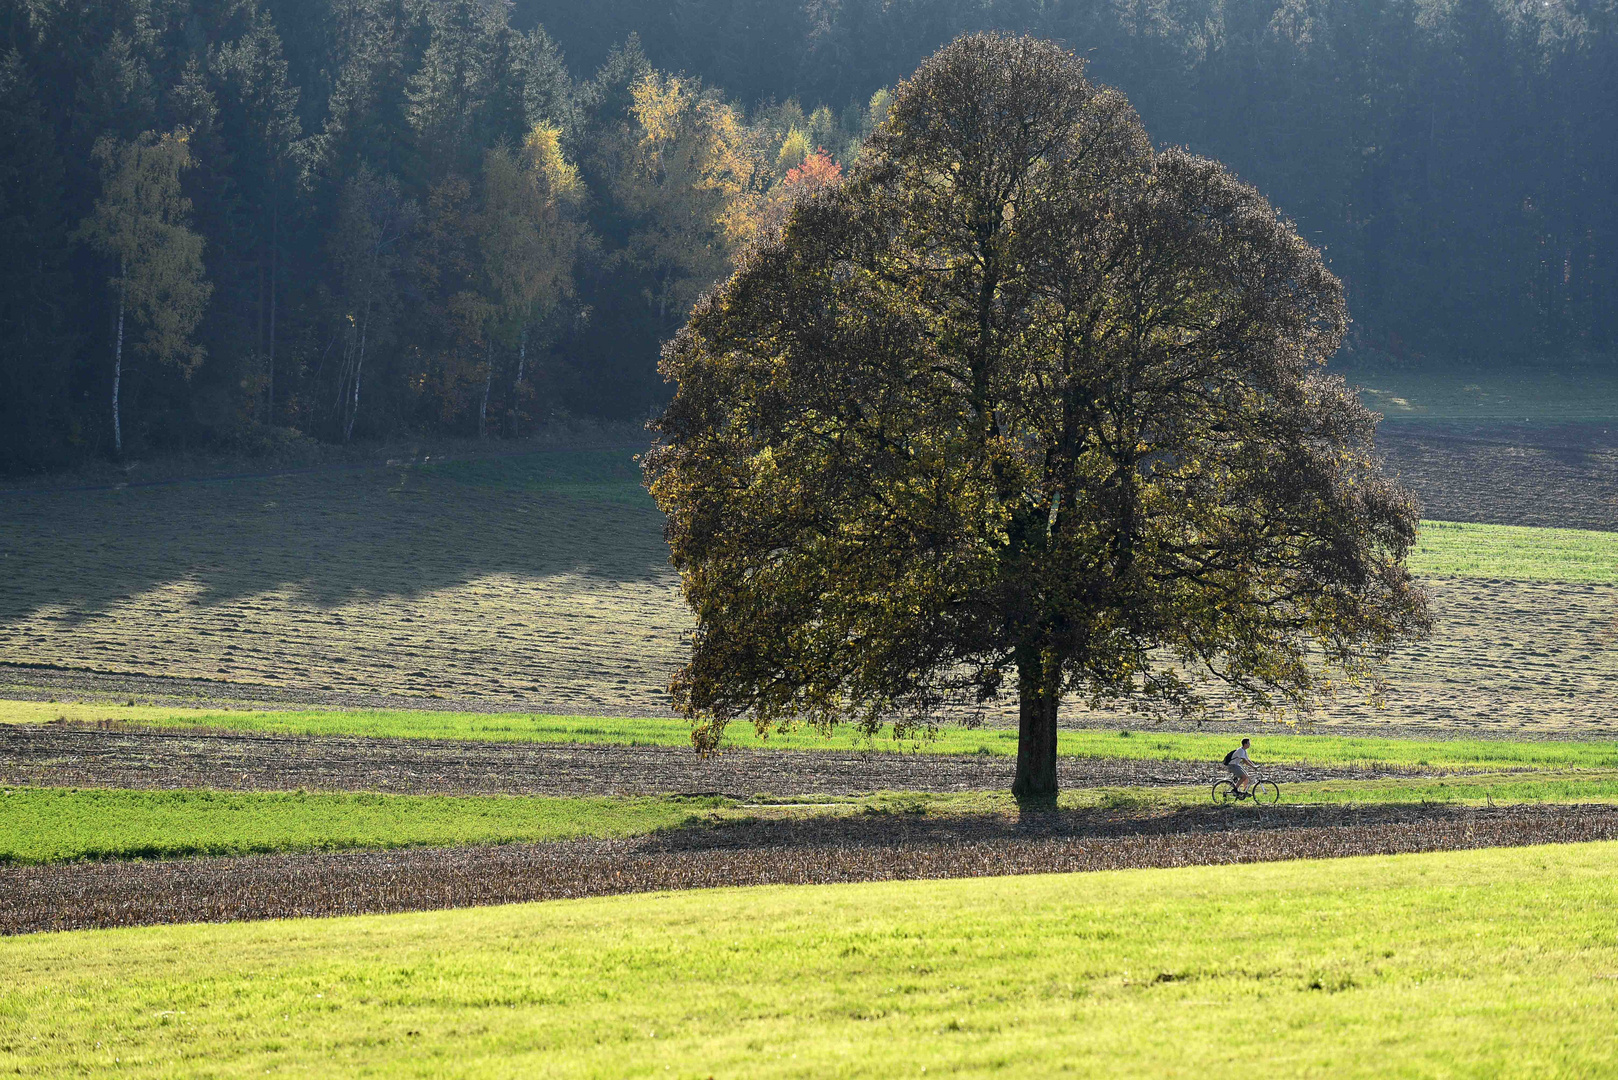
5 804 1614 935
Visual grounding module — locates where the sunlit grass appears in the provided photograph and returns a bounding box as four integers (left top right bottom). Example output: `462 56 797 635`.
1409 519 1618 582
0 788 727 865
2 843 1615 1077
7 699 1617 768
5 772 1615 865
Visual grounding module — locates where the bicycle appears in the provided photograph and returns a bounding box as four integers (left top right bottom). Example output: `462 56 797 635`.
1211 775 1280 805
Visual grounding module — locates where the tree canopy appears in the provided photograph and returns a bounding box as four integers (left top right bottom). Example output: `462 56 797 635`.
646 34 1431 798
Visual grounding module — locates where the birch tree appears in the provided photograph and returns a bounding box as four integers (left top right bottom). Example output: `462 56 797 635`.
75 129 210 455
610 72 765 323
328 165 416 441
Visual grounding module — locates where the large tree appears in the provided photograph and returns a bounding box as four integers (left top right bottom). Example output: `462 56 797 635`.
645 34 1431 799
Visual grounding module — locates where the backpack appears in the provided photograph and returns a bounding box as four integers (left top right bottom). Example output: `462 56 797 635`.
1223 749 1237 765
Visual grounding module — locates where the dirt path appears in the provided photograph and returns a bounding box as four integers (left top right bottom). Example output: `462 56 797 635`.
5 803 1613 935
0 724 1447 797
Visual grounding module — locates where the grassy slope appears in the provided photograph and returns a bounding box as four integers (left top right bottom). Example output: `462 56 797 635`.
1344 364 1618 423
8 700 1617 768
6 775 1618 865
0 789 725 865
2 843 1615 1078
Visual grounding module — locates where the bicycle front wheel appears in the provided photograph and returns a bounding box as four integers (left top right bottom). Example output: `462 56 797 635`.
1252 780 1280 805
1212 779 1239 804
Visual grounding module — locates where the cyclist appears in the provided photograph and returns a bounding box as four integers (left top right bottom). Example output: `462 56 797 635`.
1223 738 1256 795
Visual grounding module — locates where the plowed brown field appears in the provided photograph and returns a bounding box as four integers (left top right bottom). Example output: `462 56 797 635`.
5 803 1613 935
1378 423 1618 531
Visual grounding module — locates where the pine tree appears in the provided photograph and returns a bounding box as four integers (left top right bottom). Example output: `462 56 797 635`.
406 0 502 180
514 26 577 137
213 8 303 423
0 48 72 471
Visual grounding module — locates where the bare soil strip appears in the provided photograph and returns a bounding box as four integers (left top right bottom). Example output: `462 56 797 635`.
1378 422 1618 532
0 724 1444 797
4 804 1613 936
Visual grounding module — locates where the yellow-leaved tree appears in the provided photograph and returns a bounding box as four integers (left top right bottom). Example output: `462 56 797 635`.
475 124 589 434
612 72 765 321
74 129 211 455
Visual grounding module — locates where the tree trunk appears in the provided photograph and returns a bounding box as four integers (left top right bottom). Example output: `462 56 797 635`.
479 339 492 438
1012 645 1060 801
347 316 367 443
347 292 372 443
267 196 277 423
257 245 266 380
511 326 527 438
347 353 362 443
112 276 125 456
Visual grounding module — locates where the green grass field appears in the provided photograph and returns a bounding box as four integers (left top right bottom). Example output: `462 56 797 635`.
839 772 1618 811
0 788 726 865
9 700 1617 768
1408 519 1618 582
2 843 1614 1077
6 773 1616 865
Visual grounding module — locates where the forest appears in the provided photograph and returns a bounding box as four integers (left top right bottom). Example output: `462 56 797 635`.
0 0 1613 472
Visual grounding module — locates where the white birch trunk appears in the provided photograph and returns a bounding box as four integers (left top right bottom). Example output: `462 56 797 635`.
267 197 277 423
348 297 370 443
112 276 125 456
347 323 366 442
479 340 492 438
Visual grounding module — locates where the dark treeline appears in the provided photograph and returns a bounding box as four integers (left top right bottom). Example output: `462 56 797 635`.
0 0 859 469
541 0 1618 362
1 0 1613 471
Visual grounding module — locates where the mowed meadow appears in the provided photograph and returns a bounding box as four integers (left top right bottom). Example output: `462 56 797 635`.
3 844 1616 1077
0 451 683 716
2 444 1616 733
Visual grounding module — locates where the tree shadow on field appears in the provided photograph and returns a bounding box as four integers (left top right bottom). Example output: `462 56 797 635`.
637 801 1498 854
0 448 672 626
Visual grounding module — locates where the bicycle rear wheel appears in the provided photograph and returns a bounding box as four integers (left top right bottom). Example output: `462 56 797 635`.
1211 779 1239 804
1252 780 1280 805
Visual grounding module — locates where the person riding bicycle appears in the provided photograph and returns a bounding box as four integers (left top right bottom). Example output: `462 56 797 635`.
1223 738 1256 794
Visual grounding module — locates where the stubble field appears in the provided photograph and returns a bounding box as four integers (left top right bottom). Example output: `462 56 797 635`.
3 443 1616 734
0 451 682 716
